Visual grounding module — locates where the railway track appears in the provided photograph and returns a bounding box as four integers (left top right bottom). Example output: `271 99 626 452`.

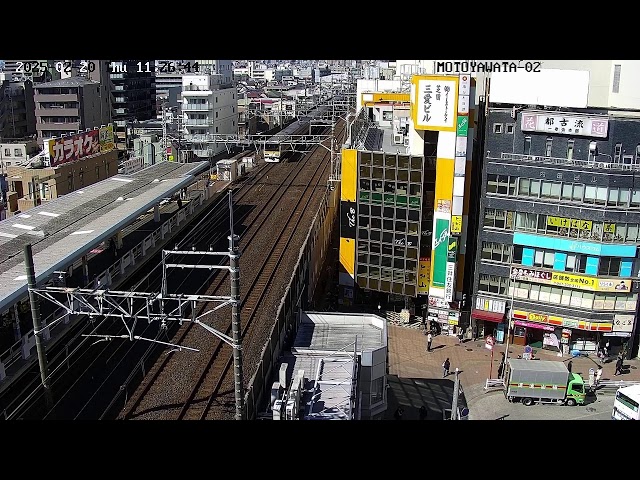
2 160 279 419
119 120 345 420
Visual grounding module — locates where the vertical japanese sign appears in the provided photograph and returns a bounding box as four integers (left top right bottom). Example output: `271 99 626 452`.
445 237 458 302
412 75 459 131
417 257 431 295
432 218 450 288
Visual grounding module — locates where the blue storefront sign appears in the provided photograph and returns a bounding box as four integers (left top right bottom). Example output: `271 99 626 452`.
512 232 637 257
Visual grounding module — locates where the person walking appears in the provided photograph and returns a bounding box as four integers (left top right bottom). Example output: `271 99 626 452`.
427 332 433 352
567 360 573 373
419 405 428 420
497 352 505 379
595 365 603 386
442 357 451 378
615 356 624 376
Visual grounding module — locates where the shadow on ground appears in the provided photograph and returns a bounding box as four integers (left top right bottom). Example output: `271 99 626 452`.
385 374 469 420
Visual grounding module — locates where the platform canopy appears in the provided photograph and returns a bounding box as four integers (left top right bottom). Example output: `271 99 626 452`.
0 161 209 313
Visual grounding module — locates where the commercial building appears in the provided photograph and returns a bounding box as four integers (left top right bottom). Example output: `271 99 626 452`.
338 74 480 335
472 68 640 359
33 76 111 147
3 125 117 215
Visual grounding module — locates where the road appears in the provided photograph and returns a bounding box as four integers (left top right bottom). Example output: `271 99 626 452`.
468 388 616 420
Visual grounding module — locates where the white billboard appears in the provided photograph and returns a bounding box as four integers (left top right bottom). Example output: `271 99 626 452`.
444 261 456 302
489 69 589 108
413 76 458 131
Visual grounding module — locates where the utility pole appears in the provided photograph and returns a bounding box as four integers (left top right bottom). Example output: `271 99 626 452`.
24 244 53 409
503 272 516 379
451 367 460 420
162 102 168 162
228 190 244 420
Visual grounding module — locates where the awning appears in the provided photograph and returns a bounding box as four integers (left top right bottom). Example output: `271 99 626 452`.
471 309 504 323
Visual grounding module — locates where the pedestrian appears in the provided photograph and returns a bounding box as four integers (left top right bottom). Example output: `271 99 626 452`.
567 360 573 373
419 405 428 420
615 356 624 376
393 406 404 420
497 352 505 379
595 365 603 386
109 237 117 258
177 197 182 209
427 332 433 352
457 326 464 344
442 357 451 378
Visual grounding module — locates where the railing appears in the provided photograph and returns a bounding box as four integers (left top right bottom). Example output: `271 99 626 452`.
182 103 210 110
184 119 211 126
498 152 640 172
485 378 505 389
0 188 211 381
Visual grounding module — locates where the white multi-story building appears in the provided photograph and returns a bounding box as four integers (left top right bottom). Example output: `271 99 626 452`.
181 74 238 158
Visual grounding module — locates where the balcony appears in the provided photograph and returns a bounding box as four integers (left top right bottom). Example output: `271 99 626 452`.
36 122 80 131
34 93 79 103
497 152 640 172
182 85 212 92
182 103 210 111
35 107 79 117
184 118 212 126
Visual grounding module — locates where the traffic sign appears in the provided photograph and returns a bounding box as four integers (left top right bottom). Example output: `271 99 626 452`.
485 335 495 350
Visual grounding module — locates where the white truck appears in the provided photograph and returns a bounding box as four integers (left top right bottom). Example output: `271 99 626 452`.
504 358 586 406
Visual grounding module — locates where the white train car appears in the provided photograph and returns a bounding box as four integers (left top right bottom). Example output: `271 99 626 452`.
263 105 331 162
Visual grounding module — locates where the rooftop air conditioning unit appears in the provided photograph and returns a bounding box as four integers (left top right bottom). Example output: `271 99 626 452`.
403 136 409 147
393 133 403 145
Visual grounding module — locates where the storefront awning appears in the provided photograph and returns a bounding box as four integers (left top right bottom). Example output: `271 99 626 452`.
471 309 504 323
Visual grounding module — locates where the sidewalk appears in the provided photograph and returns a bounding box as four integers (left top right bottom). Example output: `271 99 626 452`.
387 323 640 413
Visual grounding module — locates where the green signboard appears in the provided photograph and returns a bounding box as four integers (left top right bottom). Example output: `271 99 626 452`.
456 115 468 137
432 218 450 288
447 236 458 261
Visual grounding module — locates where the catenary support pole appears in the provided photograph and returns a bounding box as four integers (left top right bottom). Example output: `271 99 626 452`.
451 367 460 420
228 191 244 420
24 244 53 408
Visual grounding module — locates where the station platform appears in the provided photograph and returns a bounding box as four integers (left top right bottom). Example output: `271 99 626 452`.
0 162 232 398
0 161 210 313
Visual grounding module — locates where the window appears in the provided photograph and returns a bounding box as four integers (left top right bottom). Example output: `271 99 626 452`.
506 124 515 134
615 143 622 163
543 251 555 268
572 184 584 201
529 179 541 197
14 149 22 157
589 141 598 162
567 139 574 160
493 123 503 134
561 183 573 200
518 178 530 196
612 64 621 94
599 257 621 276
371 377 384 404
524 136 532 155
545 137 553 157
3 148 9 156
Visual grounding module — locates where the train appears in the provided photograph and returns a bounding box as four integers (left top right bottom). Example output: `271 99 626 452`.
263 104 331 162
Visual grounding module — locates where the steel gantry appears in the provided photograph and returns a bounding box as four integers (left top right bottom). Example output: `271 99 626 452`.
26 191 246 420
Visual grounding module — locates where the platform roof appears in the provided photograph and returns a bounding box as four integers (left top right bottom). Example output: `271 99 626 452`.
0 161 209 313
